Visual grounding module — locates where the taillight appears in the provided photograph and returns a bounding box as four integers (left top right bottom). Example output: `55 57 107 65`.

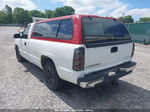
73 47 85 71
131 43 135 57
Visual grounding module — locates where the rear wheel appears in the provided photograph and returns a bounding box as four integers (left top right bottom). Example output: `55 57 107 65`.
144 39 149 45
15 46 25 62
43 61 63 91
110 79 119 85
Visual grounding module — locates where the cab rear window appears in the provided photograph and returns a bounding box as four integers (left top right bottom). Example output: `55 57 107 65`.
82 17 130 43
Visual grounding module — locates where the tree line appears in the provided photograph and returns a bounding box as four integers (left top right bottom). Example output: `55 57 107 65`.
0 5 150 24
0 5 75 24
119 15 150 23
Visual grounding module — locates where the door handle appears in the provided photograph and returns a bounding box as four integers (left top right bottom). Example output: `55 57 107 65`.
111 47 118 53
24 42 26 46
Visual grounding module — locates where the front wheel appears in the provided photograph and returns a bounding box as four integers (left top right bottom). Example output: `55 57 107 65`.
15 46 25 62
43 61 63 91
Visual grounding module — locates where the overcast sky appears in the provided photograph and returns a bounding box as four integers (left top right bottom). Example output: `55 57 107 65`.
1 0 150 20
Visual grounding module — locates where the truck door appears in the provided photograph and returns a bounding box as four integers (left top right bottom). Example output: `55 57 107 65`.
19 25 31 59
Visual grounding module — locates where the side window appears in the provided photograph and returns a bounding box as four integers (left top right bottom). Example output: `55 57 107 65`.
32 20 60 38
23 25 31 38
57 19 73 39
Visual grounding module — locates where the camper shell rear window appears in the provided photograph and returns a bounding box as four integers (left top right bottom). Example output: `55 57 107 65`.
82 17 130 44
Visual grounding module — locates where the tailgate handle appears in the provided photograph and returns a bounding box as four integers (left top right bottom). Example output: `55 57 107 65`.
111 47 118 53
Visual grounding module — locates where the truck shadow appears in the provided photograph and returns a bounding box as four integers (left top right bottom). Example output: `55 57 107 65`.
22 61 150 109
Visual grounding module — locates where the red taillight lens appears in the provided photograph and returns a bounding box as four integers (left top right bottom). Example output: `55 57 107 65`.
131 43 135 57
73 47 85 71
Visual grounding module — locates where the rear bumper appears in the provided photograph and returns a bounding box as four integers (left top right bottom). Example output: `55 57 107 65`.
77 61 136 88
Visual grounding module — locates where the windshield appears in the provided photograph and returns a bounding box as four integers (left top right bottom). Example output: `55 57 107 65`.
82 17 130 43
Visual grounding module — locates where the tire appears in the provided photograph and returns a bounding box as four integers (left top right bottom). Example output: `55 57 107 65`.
43 61 63 91
15 46 25 62
110 79 119 85
144 39 148 45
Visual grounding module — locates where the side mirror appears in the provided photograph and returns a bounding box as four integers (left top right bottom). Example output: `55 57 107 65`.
14 34 20 38
13 32 23 38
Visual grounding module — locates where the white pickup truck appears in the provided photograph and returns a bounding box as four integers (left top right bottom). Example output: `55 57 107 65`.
14 15 136 91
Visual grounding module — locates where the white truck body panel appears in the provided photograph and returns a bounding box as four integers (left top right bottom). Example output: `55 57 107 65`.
84 43 132 74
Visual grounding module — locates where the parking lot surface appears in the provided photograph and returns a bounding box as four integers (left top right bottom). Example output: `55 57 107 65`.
0 26 150 110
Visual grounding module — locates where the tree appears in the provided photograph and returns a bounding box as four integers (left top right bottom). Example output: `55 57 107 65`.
0 5 75 24
4 5 13 23
0 11 6 23
119 15 134 23
13 7 31 24
54 6 75 17
52 11 57 17
45 9 52 18
63 6 75 15
29 10 45 18
139 17 150 22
